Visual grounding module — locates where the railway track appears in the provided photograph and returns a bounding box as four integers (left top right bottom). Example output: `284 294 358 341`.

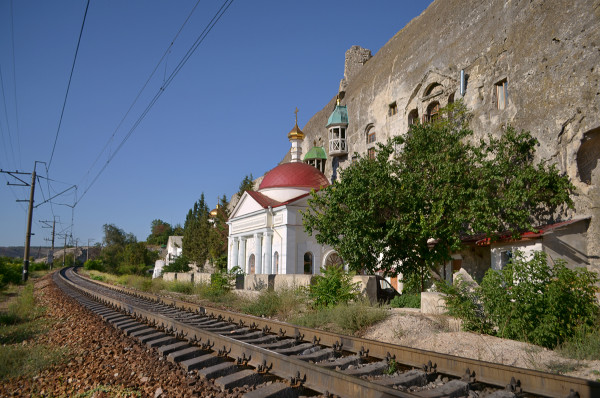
54 267 600 398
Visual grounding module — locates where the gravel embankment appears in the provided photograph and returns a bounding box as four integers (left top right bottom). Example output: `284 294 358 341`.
0 274 242 398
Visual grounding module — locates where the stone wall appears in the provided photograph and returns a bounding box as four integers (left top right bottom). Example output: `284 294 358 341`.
294 0 600 274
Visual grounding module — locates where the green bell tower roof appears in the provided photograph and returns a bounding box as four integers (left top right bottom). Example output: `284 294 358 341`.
327 103 348 127
304 146 327 161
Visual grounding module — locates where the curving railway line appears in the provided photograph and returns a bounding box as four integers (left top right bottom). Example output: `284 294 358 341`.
55 267 599 398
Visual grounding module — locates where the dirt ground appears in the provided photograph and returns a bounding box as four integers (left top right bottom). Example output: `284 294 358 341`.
362 308 600 381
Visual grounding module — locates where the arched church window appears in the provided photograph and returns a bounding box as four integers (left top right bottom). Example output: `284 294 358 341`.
424 102 440 123
408 109 419 126
325 252 343 269
248 254 255 274
303 252 313 274
273 252 279 274
448 93 455 104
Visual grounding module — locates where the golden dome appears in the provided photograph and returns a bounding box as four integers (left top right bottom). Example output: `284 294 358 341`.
210 204 221 218
287 122 305 141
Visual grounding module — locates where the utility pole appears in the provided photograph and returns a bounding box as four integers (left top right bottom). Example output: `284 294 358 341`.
42 218 56 270
87 238 95 262
74 237 79 266
1 168 34 282
63 234 67 267
22 169 36 281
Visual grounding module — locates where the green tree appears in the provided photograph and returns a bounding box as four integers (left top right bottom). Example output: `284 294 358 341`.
237 173 254 197
162 254 191 273
172 224 184 236
146 219 173 245
183 194 211 268
102 223 135 247
100 224 155 275
303 102 574 286
208 194 230 270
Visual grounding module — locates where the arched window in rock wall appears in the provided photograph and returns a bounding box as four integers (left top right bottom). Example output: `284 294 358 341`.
577 127 600 185
424 101 440 123
425 83 442 96
408 109 419 127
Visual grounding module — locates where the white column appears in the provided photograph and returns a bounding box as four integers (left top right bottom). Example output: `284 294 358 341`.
231 237 238 271
227 237 233 270
239 237 246 273
263 232 272 274
254 233 263 274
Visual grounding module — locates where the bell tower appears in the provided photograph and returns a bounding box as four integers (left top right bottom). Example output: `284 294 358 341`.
288 107 305 162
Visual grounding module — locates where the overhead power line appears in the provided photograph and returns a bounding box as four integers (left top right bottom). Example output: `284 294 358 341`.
75 0 235 207
47 0 90 171
9 0 21 169
0 64 18 169
79 0 203 190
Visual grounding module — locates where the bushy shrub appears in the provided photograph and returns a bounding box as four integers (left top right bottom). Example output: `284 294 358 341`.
291 298 388 335
332 299 389 334
242 288 307 319
210 271 232 292
308 265 360 308
90 274 106 282
166 281 194 294
436 275 494 334
116 263 149 276
83 259 105 272
162 255 191 274
558 325 600 360
389 293 421 309
29 262 48 272
0 258 22 288
439 251 600 348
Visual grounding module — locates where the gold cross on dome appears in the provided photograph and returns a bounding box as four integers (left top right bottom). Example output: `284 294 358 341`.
294 107 299 124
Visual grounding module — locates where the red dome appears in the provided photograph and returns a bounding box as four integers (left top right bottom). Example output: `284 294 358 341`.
259 162 329 190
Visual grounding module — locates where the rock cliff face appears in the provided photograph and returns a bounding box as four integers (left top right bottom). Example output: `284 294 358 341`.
288 0 600 270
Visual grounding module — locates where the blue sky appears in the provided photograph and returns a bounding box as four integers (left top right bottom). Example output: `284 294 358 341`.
0 0 432 248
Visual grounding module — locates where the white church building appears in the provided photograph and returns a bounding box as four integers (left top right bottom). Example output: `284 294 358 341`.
227 113 344 275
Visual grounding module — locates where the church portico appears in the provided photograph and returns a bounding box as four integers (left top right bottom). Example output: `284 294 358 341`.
227 111 333 276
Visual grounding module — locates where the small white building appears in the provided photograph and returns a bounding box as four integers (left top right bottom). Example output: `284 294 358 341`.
166 236 183 264
227 117 344 275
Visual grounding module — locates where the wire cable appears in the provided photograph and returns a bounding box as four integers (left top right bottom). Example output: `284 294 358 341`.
75 0 235 206
47 0 90 171
9 0 21 169
78 0 202 190
0 64 18 169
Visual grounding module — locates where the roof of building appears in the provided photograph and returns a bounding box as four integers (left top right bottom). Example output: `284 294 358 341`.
304 146 327 160
327 104 348 126
259 162 330 190
167 236 183 247
466 217 591 246
246 190 311 209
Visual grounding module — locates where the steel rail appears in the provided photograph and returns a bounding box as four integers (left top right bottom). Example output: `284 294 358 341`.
59 268 417 398
68 269 600 398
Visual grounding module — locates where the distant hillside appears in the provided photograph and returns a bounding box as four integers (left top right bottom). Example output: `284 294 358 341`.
0 246 52 260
